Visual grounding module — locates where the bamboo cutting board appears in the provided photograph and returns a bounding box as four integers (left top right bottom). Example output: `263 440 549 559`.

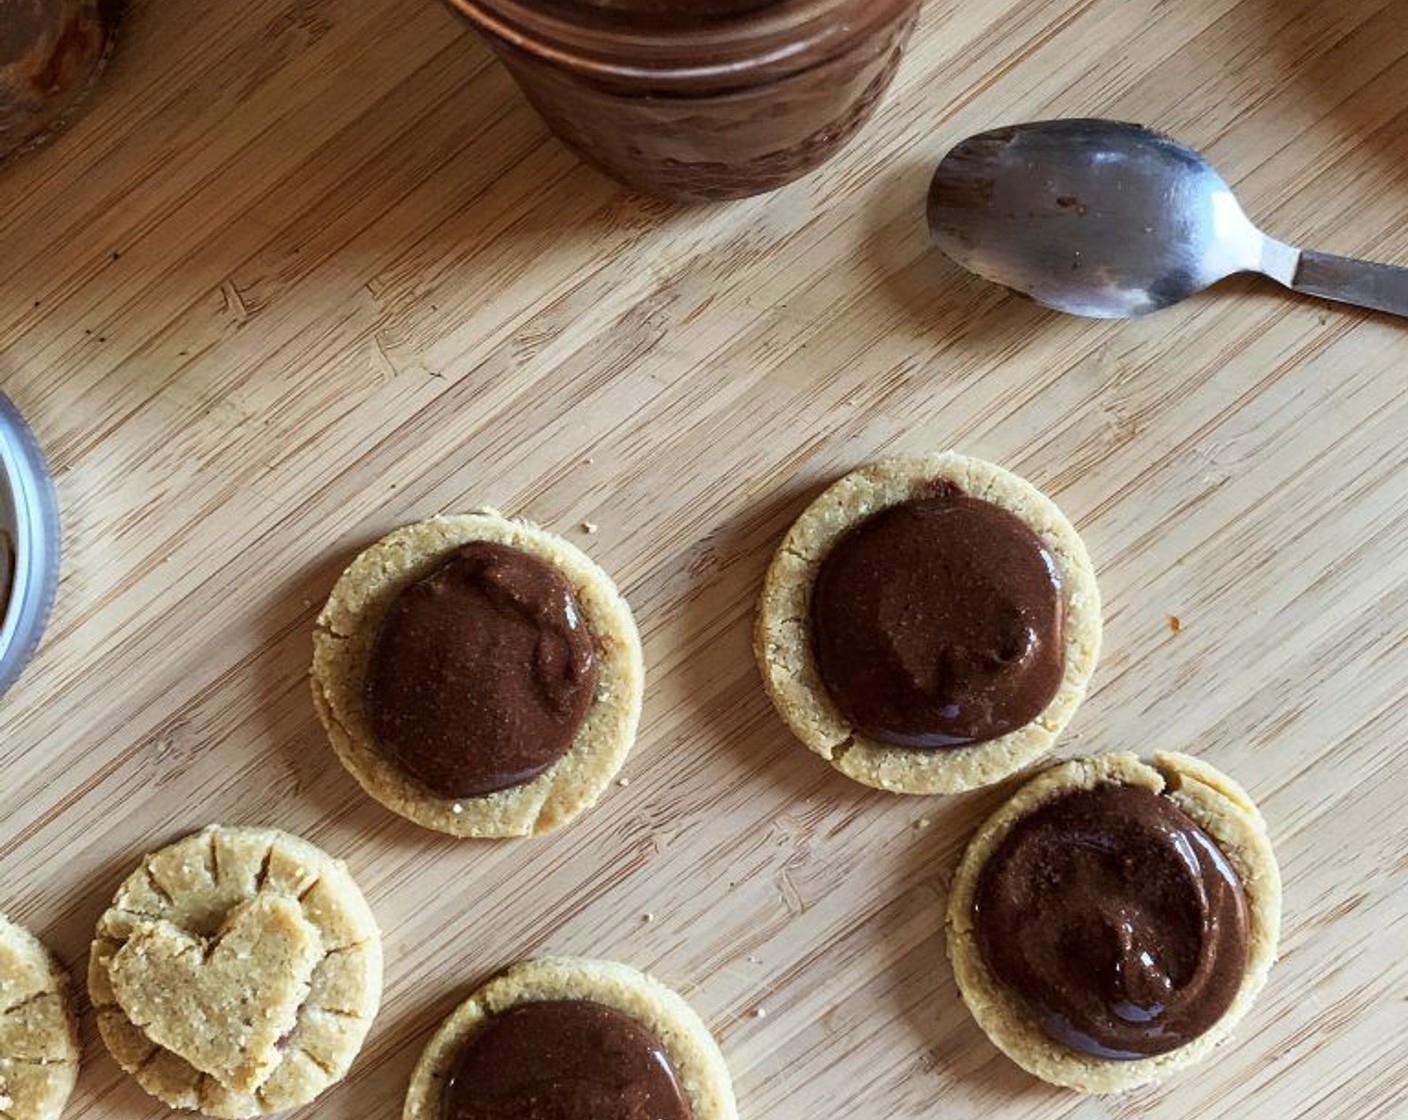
2 0 1406 1117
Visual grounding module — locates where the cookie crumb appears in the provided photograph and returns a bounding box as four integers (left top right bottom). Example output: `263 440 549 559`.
751 1006 767 1019
617 777 631 788
1168 614 1183 634
451 803 465 815
914 817 931 830
642 912 655 923
581 521 599 534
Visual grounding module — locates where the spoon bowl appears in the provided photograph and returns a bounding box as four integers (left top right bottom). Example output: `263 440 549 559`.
928 119 1407 320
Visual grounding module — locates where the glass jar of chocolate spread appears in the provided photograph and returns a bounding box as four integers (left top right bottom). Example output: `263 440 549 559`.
443 0 921 201
1 0 123 164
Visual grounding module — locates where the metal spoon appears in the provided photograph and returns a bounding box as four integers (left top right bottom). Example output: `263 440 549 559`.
927 119 1408 320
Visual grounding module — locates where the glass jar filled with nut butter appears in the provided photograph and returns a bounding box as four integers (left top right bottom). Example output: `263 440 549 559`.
443 0 922 201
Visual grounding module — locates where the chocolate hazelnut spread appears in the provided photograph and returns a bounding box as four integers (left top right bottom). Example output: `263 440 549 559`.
0 0 122 162
444 0 920 200
810 487 1065 749
443 999 692 1120
974 784 1251 1059
364 541 598 799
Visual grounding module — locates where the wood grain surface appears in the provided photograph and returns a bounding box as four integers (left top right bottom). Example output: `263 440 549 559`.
3 1 1406 1118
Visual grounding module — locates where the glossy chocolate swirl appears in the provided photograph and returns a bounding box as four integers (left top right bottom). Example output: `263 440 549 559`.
443 999 692 1120
365 541 597 799
810 486 1065 748
973 783 1251 1059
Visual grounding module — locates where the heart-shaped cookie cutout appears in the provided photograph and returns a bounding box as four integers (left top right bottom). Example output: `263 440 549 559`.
107 894 322 1094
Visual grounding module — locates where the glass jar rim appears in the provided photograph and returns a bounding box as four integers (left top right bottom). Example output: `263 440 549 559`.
0 394 60 697
445 0 910 85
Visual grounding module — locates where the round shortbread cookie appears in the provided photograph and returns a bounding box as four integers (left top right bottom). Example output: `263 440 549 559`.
89 826 382 1119
0 916 79 1120
754 453 1101 794
404 957 737 1120
946 752 1282 1093
311 512 644 838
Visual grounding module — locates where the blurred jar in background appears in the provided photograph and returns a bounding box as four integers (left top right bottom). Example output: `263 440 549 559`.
1 0 122 163
443 0 922 202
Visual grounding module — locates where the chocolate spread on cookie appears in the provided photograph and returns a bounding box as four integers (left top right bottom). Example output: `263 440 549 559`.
809 486 1065 748
364 541 598 799
973 784 1251 1059
443 999 692 1120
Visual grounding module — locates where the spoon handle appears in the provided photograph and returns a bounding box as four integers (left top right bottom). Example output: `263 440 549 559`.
1285 249 1408 320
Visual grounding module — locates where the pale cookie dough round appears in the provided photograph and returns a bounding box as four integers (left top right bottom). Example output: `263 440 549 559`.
312 512 644 838
89 826 383 1119
946 752 1282 1093
0 916 79 1120
404 957 738 1120
755 453 1101 794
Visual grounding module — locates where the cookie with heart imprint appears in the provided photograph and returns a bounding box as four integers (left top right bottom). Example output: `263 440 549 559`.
90 826 382 1119
0 915 80 1120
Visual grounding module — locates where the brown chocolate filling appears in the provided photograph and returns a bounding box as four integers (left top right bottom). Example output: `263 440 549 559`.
364 541 598 799
973 783 1250 1059
809 485 1064 749
442 999 692 1120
